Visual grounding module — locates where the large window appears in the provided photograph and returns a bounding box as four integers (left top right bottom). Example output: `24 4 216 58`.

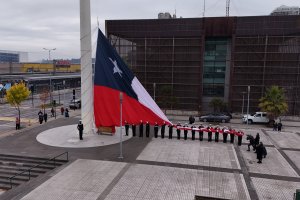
203 38 228 97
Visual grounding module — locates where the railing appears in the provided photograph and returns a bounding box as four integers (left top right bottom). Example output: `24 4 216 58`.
8 152 68 189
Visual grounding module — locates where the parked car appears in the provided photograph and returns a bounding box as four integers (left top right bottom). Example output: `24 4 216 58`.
242 112 271 124
69 99 81 109
199 113 231 123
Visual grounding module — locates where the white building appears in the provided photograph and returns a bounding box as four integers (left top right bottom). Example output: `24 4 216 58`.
271 5 300 16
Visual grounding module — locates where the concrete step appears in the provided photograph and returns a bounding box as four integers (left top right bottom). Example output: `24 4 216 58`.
0 153 68 164
0 161 56 170
0 165 48 174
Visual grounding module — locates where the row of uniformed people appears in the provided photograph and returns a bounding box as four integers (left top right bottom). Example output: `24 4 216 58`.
124 121 244 146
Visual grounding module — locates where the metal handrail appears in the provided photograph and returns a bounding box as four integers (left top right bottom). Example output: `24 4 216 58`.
8 152 68 189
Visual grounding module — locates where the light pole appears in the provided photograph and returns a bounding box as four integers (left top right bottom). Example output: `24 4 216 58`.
241 92 246 115
118 92 123 159
43 48 56 61
246 86 250 125
63 80 66 109
153 83 156 101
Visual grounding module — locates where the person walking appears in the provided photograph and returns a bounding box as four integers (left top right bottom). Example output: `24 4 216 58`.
16 117 20 130
277 122 282 132
139 120 143 137
77 120 84 140
60 107 65 115
146 121 150 137
43 112 48 123
191 125 196 140
51 107 55 117
38 110 43 124
154 122 159 138
65 108 69 118
254 133 260 150
125 121 129 136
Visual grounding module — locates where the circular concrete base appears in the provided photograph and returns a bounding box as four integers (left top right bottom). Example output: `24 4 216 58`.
36 124 132 148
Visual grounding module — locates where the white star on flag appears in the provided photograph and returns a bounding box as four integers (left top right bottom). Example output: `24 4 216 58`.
109 57 123 77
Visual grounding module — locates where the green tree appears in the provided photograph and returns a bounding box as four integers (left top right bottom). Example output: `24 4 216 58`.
259 86 288 119
5 82 31 124
158 85 177 112
209 98 225 113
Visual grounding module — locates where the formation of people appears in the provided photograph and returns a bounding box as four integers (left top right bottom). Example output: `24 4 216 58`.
246 133 267 164
37 107 69 125
124 121 245 146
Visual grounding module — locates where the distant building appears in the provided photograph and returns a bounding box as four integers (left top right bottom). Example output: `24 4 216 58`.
106 15 300 115
0 50 28 63
271 5 300 16
158 12 176 19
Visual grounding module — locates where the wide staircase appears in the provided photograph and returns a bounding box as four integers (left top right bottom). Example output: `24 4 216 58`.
0 152 68 192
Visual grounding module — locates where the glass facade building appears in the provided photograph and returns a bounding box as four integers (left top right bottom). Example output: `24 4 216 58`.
106 16 300 115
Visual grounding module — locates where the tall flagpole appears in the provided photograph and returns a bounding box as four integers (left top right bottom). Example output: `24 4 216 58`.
80 0 93 134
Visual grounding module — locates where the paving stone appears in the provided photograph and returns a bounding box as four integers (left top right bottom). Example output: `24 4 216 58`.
284 150 300 170
240 147 298 177
252 177 300 200
266 130 300 149
137 139 240 169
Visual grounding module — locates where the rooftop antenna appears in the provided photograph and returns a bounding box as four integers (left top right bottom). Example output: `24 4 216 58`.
226 0 230 16
203 0 206 17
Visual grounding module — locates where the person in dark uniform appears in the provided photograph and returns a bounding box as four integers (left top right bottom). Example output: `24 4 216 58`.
277 122 282 132
125 121 129 136
229 128 235 143
215 125 220 142
154 122 159 138
207 124 213 142
237 130 244 146
146 121 150 137
161 121 166 138
198 124 204 141
38 110 43 124
256 142 264 163
183 123 188 140
191 125 196 140
77 120 84 140
65 108 69 117
176 122 181 140
222 127 228 143
139 120 143 137
254 133 260 150
43 112 48 123
168 123 173 139
132 124 136 137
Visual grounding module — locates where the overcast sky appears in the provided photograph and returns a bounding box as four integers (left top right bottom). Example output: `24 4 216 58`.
0 0 299 62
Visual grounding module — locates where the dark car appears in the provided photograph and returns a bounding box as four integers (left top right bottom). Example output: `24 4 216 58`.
199 113 230 123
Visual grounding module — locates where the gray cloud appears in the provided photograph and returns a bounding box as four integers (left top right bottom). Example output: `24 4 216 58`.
0 0 299 61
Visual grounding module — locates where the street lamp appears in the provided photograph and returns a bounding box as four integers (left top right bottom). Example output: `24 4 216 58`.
246 86 250 125
241 92 246 115
153 83 156 101
43 48 56 61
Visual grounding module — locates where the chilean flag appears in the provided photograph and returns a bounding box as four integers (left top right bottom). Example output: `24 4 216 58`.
94 29 170 127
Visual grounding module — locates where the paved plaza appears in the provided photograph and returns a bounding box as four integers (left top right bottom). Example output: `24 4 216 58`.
0 114 299 200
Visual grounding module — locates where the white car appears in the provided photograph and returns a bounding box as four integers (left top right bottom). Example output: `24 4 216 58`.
242 112 270 124
69 99 81 109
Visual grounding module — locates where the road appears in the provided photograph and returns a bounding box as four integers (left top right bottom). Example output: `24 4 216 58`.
0 88 80 135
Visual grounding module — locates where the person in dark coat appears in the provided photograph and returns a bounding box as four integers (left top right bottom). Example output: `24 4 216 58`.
198 124 204 141
51 107 55 117
168 123 173 139
191 125 196 140
222 127 228 143
183 123 188 140
43 112 48 122
273 122 277 131
139 120 143 137
256 142 264 163
77 120 84 140
161 121 166 138
176 122 181 140
16 117 20 130
246 135 256 151
215 126 220 142
262 144 267 158
277 122 282 132
254 133 260 150
132 124 136 137
65 108 69 117
38 111 43 124
146 121 150 137
60 107 65 115
207 124 213 142
125 121 129 136
154 122 159 138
